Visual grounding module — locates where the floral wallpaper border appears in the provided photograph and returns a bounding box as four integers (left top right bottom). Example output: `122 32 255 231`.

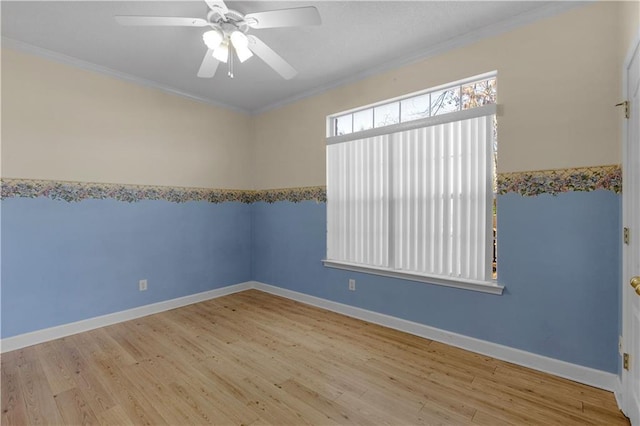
497 165 621 196
255 186 327 203
0 179 326 204
0 166 621 204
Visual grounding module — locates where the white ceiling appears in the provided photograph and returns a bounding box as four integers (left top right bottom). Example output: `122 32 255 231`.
1 1 573 113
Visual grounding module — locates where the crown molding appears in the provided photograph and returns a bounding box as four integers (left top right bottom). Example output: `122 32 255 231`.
2 1 588 116
253 1 588 115
1 36 249 115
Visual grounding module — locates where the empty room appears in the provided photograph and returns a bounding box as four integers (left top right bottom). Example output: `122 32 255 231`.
2 0 640 424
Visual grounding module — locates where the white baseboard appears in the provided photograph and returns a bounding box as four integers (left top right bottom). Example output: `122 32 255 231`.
1 279 620 394
252 281 619 392
0 281 253 353
614 377 625 414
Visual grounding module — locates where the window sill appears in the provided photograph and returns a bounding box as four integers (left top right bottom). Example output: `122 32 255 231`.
322 260 504 295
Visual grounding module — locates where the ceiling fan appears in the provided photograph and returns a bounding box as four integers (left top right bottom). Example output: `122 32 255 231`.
115 0 321 80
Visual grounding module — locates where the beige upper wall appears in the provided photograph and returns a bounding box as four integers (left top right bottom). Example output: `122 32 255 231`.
3 1 637 191
1 48 252 189
620 0 640 55
252 1 626 189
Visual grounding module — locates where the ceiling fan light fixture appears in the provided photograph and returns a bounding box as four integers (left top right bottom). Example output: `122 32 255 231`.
235 46 253 63
202 29 223 50
115 1 322 80
212 40 229 63
230 31 253 63
230 30 248 47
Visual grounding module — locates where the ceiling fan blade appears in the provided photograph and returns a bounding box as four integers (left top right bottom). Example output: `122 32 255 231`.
115 16 208 27
244 6 321 29
205 0 228 14
197 49 220 78
247 35 297 80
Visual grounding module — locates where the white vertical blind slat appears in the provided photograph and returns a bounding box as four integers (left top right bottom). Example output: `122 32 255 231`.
419 128 428 274
451 121 460 277
435 124 443 275
442 122 451 276
460 119 470 278
483 115 494 281
469 117 479 278
428 125 436 274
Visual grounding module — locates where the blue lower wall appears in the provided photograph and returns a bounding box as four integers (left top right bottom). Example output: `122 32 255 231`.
251 191 621 373
1 190 621 373
1 198 252 338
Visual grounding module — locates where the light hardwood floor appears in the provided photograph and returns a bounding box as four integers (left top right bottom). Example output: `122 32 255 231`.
1 289 629 425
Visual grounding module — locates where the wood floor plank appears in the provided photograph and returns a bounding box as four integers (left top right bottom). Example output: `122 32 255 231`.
236 375 319 425
81 328 138 366
119 363 195 425
53 387 100 426
91 355 169 425
1 352 29 426
51 336 117 416
334 390 415 425
278 378 364 424
168 379 238 425
0 289 629 425
363 357 478 419
471 408 516 425
13 348 65 425
583 401 632 425
95 405 134 426
462 376 594 425
356 384 439 424
471 374 584 414
34 341 77 396
182 369 262 425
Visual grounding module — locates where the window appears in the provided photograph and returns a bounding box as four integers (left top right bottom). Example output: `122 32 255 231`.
331 74 497 136
323 73 503 294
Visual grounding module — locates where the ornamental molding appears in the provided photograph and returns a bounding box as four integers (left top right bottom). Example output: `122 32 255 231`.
254 186 326 203
1 166 622 204
0 178 326 204
497 165 621 196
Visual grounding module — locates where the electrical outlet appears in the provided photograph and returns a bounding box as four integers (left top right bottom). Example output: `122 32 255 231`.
348 279 356 291
139 279 148 291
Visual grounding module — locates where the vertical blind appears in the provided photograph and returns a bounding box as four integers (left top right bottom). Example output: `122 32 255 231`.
327 106 495 283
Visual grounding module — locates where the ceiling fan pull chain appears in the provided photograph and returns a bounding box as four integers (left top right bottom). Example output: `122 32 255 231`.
228 44 234 78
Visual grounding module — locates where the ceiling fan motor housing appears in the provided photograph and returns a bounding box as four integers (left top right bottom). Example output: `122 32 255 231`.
207 9 249 35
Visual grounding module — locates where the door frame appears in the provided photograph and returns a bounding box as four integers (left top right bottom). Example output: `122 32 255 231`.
621 29 640 421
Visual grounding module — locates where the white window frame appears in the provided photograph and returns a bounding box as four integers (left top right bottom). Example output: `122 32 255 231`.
323 75 503 295
327 71 497 138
